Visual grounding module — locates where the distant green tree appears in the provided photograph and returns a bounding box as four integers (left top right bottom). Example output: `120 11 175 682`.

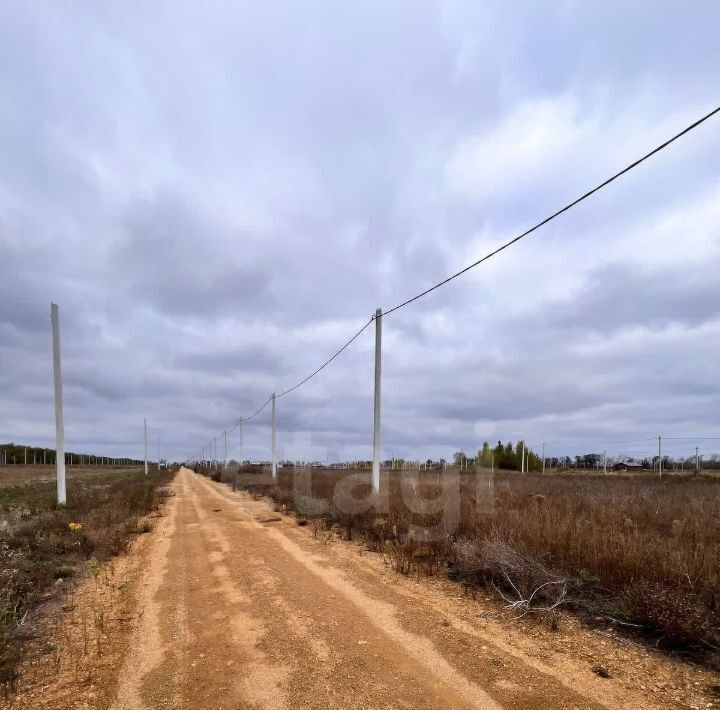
492 441 503 466
477 441 493 468
527 450 540 471
501 442 517 470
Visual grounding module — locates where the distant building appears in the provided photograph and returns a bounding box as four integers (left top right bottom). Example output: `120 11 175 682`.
612 462 643 472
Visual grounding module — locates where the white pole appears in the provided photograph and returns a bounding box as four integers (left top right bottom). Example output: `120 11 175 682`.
696 446 699 472
51 303 66 505
371 307 382 493
603 450 607 474
658 435 662 477
521 442 525 474
239 421 243 468
144 418 148 475
542 443 546 475
224 429 227 468
271 393 277 479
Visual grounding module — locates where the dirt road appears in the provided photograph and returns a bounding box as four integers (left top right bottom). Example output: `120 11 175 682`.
106 467 691 710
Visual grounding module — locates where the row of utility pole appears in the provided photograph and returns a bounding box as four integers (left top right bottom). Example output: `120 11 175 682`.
187 307 713 486
0 447 140 466
189 307 384 491
196 421 244 471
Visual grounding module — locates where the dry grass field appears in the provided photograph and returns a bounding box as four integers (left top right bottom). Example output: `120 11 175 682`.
0 466 174 697
0 464 147 487
4 466 718 709
212 465 720 662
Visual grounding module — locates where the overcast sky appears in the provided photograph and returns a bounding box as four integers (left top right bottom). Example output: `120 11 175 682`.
1 2 719 464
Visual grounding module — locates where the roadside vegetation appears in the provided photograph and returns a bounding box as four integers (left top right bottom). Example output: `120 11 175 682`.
203 464 720 662
0 467 174 696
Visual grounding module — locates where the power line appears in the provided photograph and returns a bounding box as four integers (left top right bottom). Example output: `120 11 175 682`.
191 318 375 459
191 104 720 459
233 396 273 426
382 104 720 316
276 317 374 398
663 436 720 440
533 437 656 448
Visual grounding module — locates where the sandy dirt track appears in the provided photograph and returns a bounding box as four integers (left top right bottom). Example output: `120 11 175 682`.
98 467 700 710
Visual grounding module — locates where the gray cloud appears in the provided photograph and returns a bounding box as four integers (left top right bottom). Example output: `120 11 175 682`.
548 260 720 333
1 1 719 463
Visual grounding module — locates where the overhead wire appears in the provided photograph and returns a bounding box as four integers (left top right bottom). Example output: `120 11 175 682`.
192 104 720 459
381 104 720 316
233 396 273 426
276 317 375 398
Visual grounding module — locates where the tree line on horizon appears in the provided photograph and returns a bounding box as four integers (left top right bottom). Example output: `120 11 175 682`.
452 441 541 472
451 441 719 472
0 443 143 466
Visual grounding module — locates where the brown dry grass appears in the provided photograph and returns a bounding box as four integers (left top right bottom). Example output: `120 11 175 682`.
0 467 174 697
0 464 146 487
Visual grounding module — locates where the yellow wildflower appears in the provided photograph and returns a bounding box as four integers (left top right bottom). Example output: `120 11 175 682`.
68 522 82 531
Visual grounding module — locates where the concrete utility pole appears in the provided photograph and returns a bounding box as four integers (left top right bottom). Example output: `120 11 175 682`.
234 423 242 492
603 450 607 474
658 436 662 477
372 308 382 494
521 442 525 474
696 446 700 472
271 393 277 480
239 422 243 469
144 418 148 476
50 303 67 505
